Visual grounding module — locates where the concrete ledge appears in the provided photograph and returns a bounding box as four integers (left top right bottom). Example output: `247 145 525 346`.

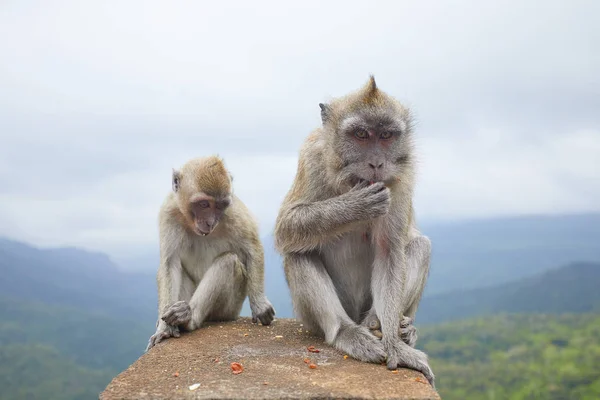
101 318 440 399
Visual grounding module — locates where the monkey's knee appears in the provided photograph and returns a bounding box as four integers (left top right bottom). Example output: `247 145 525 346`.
406 235 431 272
214 252 246 279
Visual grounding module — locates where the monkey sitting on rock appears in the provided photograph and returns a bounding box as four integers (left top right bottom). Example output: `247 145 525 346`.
274 76 435 386
146 155 275 351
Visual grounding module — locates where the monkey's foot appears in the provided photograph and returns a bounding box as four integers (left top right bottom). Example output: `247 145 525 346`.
161 300 192 326
362 314 418 347
146 324 180 352
334 324 386 364
250 298 276 326
383 339 435 387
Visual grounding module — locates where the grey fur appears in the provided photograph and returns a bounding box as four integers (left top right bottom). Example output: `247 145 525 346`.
146 156 275 352
274 77 435 387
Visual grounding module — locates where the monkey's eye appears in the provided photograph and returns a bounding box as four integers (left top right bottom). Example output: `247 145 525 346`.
354 129 369 140
380 131 394 140
199 200 210 208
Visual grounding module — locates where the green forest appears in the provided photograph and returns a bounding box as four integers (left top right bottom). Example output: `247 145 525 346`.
420 314 600 400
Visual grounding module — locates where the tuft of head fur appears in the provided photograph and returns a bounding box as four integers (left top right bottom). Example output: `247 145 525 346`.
319 75 411 130
174 155 232 200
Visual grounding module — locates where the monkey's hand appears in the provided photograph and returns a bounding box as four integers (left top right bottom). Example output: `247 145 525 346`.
146 323 180 352
161 300 192 327
383 338 435 387
343 181 390 220
363 314 418 347
250 297 276 325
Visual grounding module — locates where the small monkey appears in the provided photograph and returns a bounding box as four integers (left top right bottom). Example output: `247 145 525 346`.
146 155 275 351
274 76 434 385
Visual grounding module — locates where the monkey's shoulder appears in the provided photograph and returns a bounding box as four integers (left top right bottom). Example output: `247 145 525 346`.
299 128 326 160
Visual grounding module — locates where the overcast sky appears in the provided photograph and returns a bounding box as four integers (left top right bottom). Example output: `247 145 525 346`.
1 0 599 262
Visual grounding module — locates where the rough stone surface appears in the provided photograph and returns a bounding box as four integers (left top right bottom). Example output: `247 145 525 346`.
101 318 440 400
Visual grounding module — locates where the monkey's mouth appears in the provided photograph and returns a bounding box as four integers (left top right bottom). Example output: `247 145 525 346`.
194 228 211 237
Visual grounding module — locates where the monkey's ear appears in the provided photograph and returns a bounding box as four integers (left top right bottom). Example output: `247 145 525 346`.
172 169 181 193
319 103 331 124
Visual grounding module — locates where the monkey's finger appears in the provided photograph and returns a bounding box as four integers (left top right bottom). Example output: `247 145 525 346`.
400 317 413 327
172 329 181 338
364 181 386 193
350 180 370 191
365 316 381 330
252 315 258 323
370 188 391 204
259 312 274 326
162 314 176 325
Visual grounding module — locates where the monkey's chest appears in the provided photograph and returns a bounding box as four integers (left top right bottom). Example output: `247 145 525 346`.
180 239 235 284
321 231 374 284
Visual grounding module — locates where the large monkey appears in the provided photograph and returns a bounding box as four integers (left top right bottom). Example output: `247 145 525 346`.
274 76 434 385
146 155 275 351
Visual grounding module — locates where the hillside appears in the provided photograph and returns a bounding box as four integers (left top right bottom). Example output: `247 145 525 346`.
0 296 152 400
419 314 600 400
0 344 114 400
421 213 600 295
418 262 600 324
0 237 157 324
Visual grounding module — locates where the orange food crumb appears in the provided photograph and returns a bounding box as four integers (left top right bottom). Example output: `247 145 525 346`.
343 355 349 360
231 362 244 375
391 370 399 374
173 371 179 377
415 377 428 384
308 363 317 369
303 358 310 364
307 345 320 353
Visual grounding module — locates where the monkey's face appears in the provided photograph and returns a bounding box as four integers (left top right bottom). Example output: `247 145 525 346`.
332 111 412 188
188 194 231 236
172 156 233 237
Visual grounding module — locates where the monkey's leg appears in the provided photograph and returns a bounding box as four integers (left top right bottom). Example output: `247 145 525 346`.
183 252 246 331
364 235 431 347
284 253 385 363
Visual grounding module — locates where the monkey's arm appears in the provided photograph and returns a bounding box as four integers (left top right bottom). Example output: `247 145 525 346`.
156 254 184 317
370 202 435 384
245 241 275 325
275 182 389 254
146 254 185 351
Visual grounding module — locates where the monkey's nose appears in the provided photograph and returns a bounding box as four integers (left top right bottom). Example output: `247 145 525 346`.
369 162 384 169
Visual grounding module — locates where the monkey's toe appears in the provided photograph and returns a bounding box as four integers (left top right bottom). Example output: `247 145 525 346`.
401 324 418 347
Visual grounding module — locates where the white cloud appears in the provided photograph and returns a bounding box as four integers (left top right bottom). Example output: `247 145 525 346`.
0 0 599 262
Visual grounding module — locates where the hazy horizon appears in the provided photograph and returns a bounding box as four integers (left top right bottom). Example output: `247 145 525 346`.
1 0 599 261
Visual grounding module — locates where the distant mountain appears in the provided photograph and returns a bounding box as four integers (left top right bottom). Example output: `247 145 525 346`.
0 237 157 325
421 213 600 295
418 262 600 324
